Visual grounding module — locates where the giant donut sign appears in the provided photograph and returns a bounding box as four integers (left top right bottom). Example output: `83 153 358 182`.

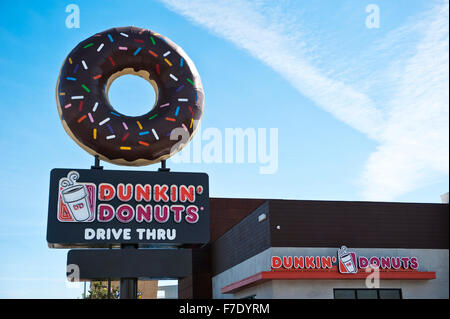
47 169 209 247
56 26 204 166
48 27 209 248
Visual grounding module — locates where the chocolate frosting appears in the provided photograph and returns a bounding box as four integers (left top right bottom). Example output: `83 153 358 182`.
56 26 204 166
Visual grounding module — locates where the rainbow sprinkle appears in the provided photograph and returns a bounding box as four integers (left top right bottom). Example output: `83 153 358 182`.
152 129 159 140
97 43 104 52
99 118 110 126
81 84 90 93
133 47 142 56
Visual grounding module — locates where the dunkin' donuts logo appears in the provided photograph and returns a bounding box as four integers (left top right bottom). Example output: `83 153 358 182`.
57 171 96 222
271 245 419 272
48 168 210 245
56 170 206 224
337 246 357 274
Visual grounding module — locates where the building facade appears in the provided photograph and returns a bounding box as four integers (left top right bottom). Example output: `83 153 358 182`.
179 198 449 299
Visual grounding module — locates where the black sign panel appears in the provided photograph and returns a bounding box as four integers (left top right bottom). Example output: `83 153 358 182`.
47 168 209 247
67 249 192 280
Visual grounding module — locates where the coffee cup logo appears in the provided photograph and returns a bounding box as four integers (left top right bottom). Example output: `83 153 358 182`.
338 246 357 274
57 171 96 222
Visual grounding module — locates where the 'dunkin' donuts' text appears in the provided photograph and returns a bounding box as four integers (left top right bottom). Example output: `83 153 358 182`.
95 183 205 224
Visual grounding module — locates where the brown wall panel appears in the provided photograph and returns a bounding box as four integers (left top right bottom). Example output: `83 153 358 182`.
178 246 211 299
209 198 266 242
178 274 193 299
268 200 449 249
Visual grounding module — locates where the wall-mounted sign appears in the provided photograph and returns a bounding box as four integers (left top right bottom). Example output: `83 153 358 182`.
271 246 419 274
47 168 209 248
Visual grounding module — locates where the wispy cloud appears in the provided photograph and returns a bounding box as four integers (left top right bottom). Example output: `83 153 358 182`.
161 0 384 139
361 1 449 199
161 0 449 201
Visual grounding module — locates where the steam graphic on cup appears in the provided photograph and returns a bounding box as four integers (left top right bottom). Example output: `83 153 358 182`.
338 245 357 273
60 171 92 222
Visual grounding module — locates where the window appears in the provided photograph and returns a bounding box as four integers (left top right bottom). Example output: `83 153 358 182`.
378 289 402 299
333 289 356 299
356 289 378 299
334 289 402 299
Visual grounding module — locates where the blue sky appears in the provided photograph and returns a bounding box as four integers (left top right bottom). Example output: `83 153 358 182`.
0 0 448 298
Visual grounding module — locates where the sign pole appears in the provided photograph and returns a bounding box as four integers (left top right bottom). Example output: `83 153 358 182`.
91 155 103 170
107 245 111 299
119 244 138 299
159 159 170 172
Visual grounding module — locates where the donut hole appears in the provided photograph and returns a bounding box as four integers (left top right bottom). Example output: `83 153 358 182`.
107 71 158 117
